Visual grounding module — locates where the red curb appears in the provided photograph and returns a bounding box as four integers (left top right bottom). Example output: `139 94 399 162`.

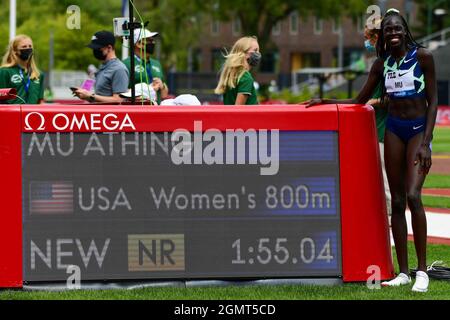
424 207 450 215
422 189 450 197
408 235 450 246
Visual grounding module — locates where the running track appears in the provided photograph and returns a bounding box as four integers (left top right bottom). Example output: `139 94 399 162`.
389 208 450 245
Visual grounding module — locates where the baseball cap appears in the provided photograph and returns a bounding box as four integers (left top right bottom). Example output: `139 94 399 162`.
87 31 116 49
120 83 157 103
134 28 159 45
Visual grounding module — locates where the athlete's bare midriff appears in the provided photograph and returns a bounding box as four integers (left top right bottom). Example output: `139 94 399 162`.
388 96 428 119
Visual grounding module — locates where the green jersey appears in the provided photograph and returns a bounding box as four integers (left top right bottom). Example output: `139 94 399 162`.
122 56 165 104
223 71 259 105
371 83 388 143
0 66 44 104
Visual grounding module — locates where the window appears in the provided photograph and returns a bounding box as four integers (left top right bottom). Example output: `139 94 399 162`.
314 17 323 35
357 15 364 34
259 51 280 73
211 48 225 72
211 20 220 36
290 52 321 71
332 48 364 67
191 48 202 72
232 18 241 36
302 53 321 68
272 21 281 36
290 11 299 35
332 17 341 34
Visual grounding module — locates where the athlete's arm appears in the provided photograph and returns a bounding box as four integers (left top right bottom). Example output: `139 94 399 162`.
0 69 11 89
304 58 384 107
416 48 438 173
235 93 249 105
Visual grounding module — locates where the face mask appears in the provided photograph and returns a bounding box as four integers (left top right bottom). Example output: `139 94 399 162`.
364 39 376 53
247 51 262 67
19 48 33 61
93 48 107 60
145 43 155 55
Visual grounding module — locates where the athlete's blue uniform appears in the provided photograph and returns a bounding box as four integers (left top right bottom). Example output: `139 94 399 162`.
384 46 427 144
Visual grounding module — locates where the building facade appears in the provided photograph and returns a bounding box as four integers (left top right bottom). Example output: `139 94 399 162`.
192 0 419 86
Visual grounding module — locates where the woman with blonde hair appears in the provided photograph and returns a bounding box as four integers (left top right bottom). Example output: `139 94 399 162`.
215 36 261 105
363 15 392 217
0 35 44 104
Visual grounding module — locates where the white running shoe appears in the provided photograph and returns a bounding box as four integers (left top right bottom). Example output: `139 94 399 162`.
412 271 429 293
381 273 411 287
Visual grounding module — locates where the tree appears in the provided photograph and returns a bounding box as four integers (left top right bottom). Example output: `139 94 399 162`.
413 0 450 36
1 0 122 71
210 0 369 51
127 0 370 71
133 0 210 71
1 0 377 73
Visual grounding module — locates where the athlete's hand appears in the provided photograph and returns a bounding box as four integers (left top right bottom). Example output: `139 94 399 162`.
414 144 432 175
302 98 323 108
367 98 381 108
152 77 163 91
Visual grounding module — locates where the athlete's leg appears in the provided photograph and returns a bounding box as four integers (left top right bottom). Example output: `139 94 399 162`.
379 142 392 217
384 130 408 274
405 132 428 272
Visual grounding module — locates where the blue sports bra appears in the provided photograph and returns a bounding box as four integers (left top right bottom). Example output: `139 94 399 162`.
383 47 426 99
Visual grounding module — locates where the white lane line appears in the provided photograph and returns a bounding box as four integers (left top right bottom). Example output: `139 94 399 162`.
389 210 450 246
406 210 450 239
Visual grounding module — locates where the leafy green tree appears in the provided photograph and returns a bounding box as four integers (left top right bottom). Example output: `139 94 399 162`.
209 0 369 51
17 14 108 71
413 0 450 36
1 0 376 74
132 0 210 71
129 0 369 71
1 0 122 71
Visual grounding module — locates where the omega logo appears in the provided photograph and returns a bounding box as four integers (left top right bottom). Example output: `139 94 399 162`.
24 112 46 131
24 112 136 131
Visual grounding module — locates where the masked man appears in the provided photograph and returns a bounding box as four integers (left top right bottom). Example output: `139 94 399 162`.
122 29 168 104
74 31 129 103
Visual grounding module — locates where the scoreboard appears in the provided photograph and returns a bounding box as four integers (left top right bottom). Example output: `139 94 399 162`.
0 104 394 286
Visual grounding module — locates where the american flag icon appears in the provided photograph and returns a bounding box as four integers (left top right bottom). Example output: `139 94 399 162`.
30 182 74 215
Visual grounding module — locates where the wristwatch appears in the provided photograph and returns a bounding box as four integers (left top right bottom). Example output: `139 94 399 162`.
89 94 96 102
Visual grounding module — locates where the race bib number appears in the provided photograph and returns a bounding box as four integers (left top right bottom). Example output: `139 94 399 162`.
385 69 415 94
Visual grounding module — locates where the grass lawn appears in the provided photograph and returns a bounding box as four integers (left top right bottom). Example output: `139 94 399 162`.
1 242 449 300
423 175 450 209
422 195 450 209
2 127 449 301
432 127 450 154
422 127 449 208
424 175 450 189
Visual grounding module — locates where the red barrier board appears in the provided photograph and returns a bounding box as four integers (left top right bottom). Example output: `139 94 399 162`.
0 105 22 288
21 104 339 132
0 104 394 287
338 105 394 282
437 106 450 126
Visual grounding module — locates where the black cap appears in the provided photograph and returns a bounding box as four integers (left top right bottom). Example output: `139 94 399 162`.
87 31 115 49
